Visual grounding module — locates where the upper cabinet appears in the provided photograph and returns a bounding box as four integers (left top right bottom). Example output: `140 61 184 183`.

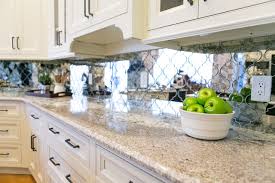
70 0 93 34
199 0 271 17
89 0 128 25
69 0 153 57
17 0 42 57
0 0 43 59
149 0 198 30
71 0 128 34
0 0 17 57
145 0 275 50
48 0 74 59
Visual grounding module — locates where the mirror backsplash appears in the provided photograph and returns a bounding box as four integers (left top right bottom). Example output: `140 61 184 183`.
0 48 274 134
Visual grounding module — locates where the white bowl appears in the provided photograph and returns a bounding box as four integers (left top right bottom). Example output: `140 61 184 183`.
179 108 234 140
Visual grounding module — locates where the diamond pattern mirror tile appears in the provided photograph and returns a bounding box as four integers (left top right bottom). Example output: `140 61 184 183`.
1 47 275 134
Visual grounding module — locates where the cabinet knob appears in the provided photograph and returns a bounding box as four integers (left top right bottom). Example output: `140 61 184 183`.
129 181 134 183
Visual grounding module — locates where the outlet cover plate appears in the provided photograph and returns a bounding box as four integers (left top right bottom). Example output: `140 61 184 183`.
251 76 272 102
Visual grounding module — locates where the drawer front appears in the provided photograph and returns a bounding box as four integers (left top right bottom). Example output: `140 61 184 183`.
47 166 66 183
48 121 90 167
48 148 87 183
0 145 21 165
26 105 44 132
0 124 20 141
96 146 162 183
0 101 23 119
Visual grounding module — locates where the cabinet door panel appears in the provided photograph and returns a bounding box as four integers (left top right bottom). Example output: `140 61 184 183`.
149 0 199 30
71 0 91 33
0 0 17 55
90 0 128 25
18 0 42 56
199 0 271 17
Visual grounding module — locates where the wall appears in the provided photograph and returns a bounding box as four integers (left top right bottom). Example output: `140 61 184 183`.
0 48 274 134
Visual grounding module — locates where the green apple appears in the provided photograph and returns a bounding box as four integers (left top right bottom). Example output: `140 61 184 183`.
197 88 217 105
240 87 251 97
187 104 204 113
224 101 233 113
204 97 227 114
183 97 198 110
229 92 243 103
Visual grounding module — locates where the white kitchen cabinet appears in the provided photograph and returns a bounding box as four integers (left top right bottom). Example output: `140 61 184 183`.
26 105 46 183
199 0 272 17
0 0 17 56
146 0 275 50
17 0 42 56
0 0 43 59
90 0 128 26
29 132 44 183
0 100 168 183
96 146 162 183
0 101 26 168
149 0 199 30
0 145 22 167
70 0 93 33
48 0 73 59
71 0 128 33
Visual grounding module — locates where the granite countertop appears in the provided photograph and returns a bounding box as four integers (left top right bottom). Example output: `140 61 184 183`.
0 91 275 183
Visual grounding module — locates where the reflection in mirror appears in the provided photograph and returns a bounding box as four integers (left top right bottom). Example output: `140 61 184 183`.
160 0 183 12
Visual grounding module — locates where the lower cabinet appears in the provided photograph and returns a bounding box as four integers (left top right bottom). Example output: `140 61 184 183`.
29 131 44 183
1 101 165 183
0 101 26 168
96 146 162 183
0 145 22 166
47 147 88 183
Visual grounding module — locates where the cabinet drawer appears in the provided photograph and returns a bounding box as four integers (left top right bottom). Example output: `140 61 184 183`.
47 120 90 168
47 165 66 183
0 101 23 119
96 146 162 183
0 124 20 141
26 104 44 132
48 148 88 183
0 145 21 165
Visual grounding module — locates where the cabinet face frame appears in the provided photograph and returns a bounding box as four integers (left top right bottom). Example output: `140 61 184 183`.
199 0 272 18
149 0 199 30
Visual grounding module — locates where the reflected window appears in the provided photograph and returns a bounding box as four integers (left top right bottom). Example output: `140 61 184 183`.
160 0 183 12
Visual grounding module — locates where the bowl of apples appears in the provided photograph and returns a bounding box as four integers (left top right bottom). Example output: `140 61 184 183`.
179 88 234 140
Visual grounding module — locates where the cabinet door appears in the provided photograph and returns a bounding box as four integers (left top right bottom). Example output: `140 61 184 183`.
0 0 17 56
57 0 67 46
90 0 128 25
17 0 42 56
199 0 271 17
29 133 44 183
149 0 199 30
71 0 92 33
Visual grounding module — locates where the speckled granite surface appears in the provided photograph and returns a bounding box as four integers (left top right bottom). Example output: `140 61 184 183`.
0 91 275 183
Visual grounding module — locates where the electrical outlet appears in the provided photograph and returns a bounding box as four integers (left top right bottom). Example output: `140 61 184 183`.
251 76 272 102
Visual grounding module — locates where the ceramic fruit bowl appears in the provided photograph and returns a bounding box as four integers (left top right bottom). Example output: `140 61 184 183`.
179 108 234 140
